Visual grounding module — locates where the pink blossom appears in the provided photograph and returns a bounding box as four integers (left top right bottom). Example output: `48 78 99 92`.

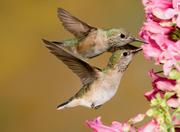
168 80 180 107
141 44 162 61
128 114 146 124
140 20 171 35
142 0 172 14
140 0 180 75
149 70 176 91
170 0 180 27
144 70 176 101
167 98 180 107
86 117 136 132
144 89 157 101
138 119 160 132
153 8 176 20
144 0 180 27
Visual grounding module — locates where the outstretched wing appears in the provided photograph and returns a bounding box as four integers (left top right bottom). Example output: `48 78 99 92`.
42 39 99 85
57 8 97 39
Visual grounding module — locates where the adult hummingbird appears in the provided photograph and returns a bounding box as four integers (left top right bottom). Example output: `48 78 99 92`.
43 40 142 110
43 8 145 59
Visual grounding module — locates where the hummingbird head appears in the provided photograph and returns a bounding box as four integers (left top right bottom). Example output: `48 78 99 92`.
118 47 142 72
108 46 142 71
107 28 146 48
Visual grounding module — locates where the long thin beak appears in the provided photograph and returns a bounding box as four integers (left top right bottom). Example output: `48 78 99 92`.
131 48 142 54
131 37 148 44
135 38 148 44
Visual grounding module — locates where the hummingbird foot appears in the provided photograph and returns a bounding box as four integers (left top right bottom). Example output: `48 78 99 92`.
91 103 102 109
94 105 102 109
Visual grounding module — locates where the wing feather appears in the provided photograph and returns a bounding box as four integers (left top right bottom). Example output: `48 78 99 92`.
42 39 98 85
57 8 97 39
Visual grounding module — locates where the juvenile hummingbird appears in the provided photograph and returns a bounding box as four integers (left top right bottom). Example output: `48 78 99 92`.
43 8 145 59
43 40 142 110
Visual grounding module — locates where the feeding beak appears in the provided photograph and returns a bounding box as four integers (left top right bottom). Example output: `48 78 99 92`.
131 48 142 54
130 37 148 44
135 38 148 44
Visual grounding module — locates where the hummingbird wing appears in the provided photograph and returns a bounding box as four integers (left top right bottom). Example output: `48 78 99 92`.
42 39 99 85
57 8 97 39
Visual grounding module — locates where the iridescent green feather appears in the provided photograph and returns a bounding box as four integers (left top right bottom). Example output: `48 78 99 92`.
63 38 79 46
105 28 120 38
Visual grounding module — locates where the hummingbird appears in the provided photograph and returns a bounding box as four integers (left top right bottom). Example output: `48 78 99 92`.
43 39 142 110
43 8 145 59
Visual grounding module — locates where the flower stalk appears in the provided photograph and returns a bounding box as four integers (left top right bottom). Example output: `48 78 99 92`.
87 0 180 131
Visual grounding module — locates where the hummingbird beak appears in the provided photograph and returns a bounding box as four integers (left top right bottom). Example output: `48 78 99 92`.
130 37 148 44
135 38 148 44
131 48 142 54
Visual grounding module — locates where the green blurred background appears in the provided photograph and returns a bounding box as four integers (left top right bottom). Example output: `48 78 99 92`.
0 0 157 131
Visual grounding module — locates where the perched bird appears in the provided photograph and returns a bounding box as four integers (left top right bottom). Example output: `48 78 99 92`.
43 40 142 110
43 8 145 59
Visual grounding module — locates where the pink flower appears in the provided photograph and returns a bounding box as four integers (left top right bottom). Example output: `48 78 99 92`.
140 20 171 35
167 80 180 107
149 70 176 91
143 0 172 14
167 98 180 107
162 0 180 27
144 70 176 101
138 119 160 132
140 0 180 75
128 114 146 124
153 8 176 20
144 0 180 27
86 117 136 132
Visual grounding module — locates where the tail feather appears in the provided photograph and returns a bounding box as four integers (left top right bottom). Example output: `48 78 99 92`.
57 100 70 110
57 98 80 110
51 41 64 45
42 39 63 46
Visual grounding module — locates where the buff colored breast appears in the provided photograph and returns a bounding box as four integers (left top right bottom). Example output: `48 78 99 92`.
81 68 123 107
76 30 108 58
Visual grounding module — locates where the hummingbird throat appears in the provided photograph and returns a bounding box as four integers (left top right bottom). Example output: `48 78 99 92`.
107 51 121 68
106 50 130 72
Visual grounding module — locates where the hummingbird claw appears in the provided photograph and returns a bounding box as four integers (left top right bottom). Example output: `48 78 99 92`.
91 103 102 109
91 103 95 109
94 105 102 109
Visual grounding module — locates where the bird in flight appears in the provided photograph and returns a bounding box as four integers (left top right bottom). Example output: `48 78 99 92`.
43 8 145 59
43 40 142 110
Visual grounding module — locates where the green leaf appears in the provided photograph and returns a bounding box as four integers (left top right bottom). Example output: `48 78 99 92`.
151 98 159 106
169 27 180 41
146 109 154 117
164 92 174 100
176 113 180 120
169 69 180 80
160 100 167 108
174 107 180 113
156 93 162 100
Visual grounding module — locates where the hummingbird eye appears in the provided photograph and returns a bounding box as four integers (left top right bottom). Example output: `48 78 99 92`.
120 33 126 39
123 52 128 56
